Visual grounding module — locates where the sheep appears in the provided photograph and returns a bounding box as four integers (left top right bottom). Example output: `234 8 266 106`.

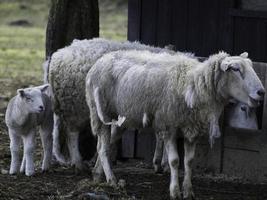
48 38 188 170
225 101 258 129
85 50 264 199
5 84 53 176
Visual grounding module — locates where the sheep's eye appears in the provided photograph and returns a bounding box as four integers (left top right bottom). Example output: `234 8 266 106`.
231 67 239 72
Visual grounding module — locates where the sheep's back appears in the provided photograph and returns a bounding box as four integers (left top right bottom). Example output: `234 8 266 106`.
87 50 199 129
48 38 177 131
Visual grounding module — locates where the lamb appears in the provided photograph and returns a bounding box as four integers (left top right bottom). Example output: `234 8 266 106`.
5 84 53 176
48 38 187 170
85 50 264 199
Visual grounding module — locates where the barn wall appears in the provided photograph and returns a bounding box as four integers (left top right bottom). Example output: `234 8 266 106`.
126 0 267 180
128 0 267 62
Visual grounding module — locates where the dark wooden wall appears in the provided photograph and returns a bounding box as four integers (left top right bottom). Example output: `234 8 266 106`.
128 0 267 62
122 0 267 181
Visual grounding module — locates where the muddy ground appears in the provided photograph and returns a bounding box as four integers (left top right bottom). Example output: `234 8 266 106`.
0 79 267 200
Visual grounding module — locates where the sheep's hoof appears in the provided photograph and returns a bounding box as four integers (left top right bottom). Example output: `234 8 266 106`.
41 169 49 174
170 194 182 200
25 171 35 176
107 178 117 187
183 190 195 200
9 171 18 175
162 164 170 174
93 172 104 183
154 164 163 174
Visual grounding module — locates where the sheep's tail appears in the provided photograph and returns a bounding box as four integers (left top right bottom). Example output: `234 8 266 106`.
52 113 70 165
93 87 126 127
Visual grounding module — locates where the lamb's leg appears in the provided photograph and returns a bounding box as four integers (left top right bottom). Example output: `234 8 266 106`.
97 125 117 186
9 129 21 175
164 130 181 200
67 130 83 172
40 120 53 172
183 139 196 200
153 133 164 173
22 131 36 176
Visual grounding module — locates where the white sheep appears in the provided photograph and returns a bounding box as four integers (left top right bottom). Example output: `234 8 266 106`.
5 84 53 176
48 38 187 170
86 50 264 200
226 101 258 129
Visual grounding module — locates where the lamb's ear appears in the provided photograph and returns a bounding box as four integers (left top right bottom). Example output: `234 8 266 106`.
17 89 25 97
240 52 248 58
37 84 50 93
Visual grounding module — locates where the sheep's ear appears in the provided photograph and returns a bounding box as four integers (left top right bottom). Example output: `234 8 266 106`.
240 52 248 58
17 89 25 97
37 84 50 93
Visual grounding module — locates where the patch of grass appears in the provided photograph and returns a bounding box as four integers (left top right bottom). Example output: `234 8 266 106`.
0 0 127 97
0 0 49 28
0 26 44 80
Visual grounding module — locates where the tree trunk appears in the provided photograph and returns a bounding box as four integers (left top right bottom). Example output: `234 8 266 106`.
45 0 99 58
45 0 99 161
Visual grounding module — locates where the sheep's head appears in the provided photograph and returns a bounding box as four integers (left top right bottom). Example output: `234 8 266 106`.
218 52 265 108
17 84 50 113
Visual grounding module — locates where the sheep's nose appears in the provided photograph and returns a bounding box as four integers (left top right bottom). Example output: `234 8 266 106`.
39 106 44 111
257 89 265 97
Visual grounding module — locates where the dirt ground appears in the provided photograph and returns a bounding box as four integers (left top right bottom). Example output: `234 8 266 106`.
0 79 267 200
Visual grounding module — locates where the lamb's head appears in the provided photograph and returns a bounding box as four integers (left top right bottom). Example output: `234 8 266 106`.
17 84 50 113
218 52 265 108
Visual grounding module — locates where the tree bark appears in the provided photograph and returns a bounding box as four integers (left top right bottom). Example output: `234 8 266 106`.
45 0 99 58
45 0 99 161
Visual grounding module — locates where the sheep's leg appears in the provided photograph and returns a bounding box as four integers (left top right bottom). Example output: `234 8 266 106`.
183 139 196 200
93 137 104 182
20 154 26 173
9 129 21 175
164 130 181 200
161 143 169 173
67 130 83 172
110 126 125 163
40 120 53 172
52 113 68 165
22 131 36 176
93 125 124 182
97 125 117 186
153 133 164 173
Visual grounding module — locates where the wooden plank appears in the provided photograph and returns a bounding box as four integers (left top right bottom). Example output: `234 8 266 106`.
121 130 136 158
156 0 172 47
135 128 156 163
200 0 220 55
140 0 158 45
171 0 188 51
218 0 235 54
193 136 222 174
187 0 202 55
230 8 267 19
233 17 267 62
223 127 267 181
127 0 141 41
